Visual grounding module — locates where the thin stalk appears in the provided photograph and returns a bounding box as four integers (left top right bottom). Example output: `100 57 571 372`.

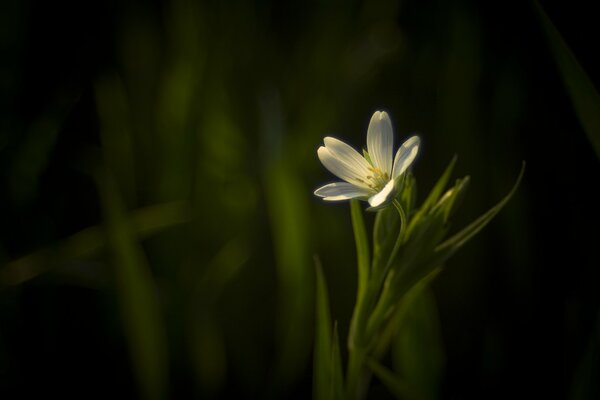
345 199 409 400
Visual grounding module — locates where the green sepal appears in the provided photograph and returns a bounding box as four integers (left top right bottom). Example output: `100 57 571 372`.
363 149 373 165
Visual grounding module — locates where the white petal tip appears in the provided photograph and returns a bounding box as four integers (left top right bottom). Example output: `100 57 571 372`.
367 179 396 209
392 135 421 179
405 135 420 146
323 136 336 144
314 182 372 201
378 110 390 120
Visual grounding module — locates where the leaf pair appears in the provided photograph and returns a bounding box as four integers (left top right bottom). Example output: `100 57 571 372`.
346 156 523 399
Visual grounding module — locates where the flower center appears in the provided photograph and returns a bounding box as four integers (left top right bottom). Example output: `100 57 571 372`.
363 166 389 190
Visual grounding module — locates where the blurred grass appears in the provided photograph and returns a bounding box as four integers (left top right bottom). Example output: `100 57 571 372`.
96 170 168 400
1 0 598 399
189 237 250 397
535 1 600 158
0 201 188 287
261 93 314 394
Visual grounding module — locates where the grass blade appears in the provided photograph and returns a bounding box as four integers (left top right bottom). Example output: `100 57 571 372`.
435 162 525 256
535 1 600 157
0 201 188 287
97 170 169 400
420 155 457 214
407 156 457 237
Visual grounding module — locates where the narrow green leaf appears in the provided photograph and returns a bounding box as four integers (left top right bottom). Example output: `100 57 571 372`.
421 155 458 213
433 176 470 222
435 162 525 256
399 173 417 216
366 358 422 400
383 163 519 305
368 262 443 346
396 211 448 275
97 170 168 400
373 205 400 272
535 1 600 158
314 257 334 400
351 199 370 304
370 269 440 361
407 156 457 236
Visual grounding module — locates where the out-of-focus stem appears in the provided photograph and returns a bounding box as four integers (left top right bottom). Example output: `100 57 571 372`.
345 346 369 400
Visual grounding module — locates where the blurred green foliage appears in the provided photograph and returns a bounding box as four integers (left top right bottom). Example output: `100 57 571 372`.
535 1 600 158
0 0 599 399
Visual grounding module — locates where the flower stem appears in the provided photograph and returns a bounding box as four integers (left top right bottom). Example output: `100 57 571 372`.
392 199 407 245
346 199 409 399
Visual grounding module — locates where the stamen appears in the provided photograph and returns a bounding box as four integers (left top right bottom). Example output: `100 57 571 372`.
362 166 390 191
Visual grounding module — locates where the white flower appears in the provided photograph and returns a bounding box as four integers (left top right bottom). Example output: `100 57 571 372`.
314 111 420 209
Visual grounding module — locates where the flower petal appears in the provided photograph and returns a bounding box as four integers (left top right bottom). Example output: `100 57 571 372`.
392 135 420 179
367 179 397 208
318 146 370 188
314 182 373 201
324 137 371 178
367 111 394 174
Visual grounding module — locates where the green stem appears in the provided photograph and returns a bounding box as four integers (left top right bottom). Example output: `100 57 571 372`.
362 200 408 348
346 199 409 399
392 199 407 247
373 200 407 300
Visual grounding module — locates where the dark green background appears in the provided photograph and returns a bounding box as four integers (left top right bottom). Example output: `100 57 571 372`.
1 0 598 398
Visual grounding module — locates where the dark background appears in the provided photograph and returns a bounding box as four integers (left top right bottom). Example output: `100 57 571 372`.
1 0 599 399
